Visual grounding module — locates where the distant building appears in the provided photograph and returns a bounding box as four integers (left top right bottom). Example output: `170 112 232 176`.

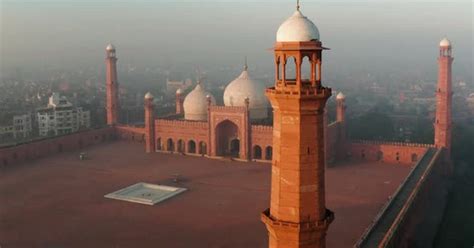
166 78 192 93
37 93 91 136
0 114 33 141
13 114 33 138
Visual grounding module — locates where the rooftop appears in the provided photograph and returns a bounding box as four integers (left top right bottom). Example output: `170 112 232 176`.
0 142 412 248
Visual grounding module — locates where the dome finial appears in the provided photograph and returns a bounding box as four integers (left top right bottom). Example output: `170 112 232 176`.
296 0 300 10
244 56 248 71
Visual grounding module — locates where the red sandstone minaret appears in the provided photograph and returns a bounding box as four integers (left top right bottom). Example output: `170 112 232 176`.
336 92 346 123
144 92 155 153
105 43 119 125
434 38 453 156
336 92 346 160
261 4 334 248
176 88 184 114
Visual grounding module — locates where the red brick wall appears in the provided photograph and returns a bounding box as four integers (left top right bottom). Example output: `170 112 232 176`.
250 125 273 160
0 127 115 167
349 141 433 165
115 125 146 142
155 119 208 154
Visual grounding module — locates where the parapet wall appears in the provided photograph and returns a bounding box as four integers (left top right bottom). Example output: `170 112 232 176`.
349 140 434 165
251 125 273 160
0 127 115 167
155 119 209 152
356 148 451 247
115 125 146 142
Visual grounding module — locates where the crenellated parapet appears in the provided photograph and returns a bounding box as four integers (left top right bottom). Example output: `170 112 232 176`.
210 105 247 113
349 140 432 165
251 125 273 132
351 140 435 148
155 119 208 129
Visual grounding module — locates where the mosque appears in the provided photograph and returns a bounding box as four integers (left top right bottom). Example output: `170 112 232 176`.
0 4 454 248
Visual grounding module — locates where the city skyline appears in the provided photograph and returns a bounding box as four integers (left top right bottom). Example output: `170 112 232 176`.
1 1 472 83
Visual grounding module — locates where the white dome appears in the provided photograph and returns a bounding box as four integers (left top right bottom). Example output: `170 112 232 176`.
176 88 183 94
144 92 154 99
336 92 345 100
439 38 451 47
183 84 215 121
106 43 115 51
223 68 269 119
276 10 320 42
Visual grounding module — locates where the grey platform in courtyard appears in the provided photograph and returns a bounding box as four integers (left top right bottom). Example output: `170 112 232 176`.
105 182 187 205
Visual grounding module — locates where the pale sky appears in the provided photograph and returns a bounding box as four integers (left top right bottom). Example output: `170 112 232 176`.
1 0 472 82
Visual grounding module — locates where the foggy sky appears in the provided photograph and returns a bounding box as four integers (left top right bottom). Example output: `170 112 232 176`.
1 0 472 82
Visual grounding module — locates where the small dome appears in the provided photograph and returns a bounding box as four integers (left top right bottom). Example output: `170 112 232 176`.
144 92 153 99
223 68 269 119
276 10 320 42
176 88 183 94
336 92 345 100
183 84 215 121
439 38 451 47
106 43 115 51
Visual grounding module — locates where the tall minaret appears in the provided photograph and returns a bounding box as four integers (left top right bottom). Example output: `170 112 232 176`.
176 88 184 114
105 43 119 125
336 92 346 123
261 5 334 248
434 38 453 156
144 92 155 153
336 92 346 160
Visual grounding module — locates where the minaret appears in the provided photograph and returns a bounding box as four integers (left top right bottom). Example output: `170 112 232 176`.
144 92 155 153
336 92 346 160
176 88 184 114
434 38 453 155
336 92 346 123
105 43 119 125
261 5 334 248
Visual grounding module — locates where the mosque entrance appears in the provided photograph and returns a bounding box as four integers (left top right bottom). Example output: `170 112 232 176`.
229 139 240 157
215 120 240 158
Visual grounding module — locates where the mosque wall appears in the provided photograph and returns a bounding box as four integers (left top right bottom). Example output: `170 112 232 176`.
155 119 209 154
356 148 451 248
115 125 146 142
349 140 433 165
384 149 451 248
250 125 273 161
0 127 115 167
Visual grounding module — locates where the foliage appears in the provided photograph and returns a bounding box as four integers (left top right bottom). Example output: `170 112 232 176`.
347 110 396 140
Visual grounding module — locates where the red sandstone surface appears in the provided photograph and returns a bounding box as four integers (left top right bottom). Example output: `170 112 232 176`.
0 142 411 248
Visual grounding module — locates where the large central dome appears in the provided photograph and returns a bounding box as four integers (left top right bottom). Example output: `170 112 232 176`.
223 66 269 119
276 10 320 42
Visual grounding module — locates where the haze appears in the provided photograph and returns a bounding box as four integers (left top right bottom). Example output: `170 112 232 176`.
1 0 472 85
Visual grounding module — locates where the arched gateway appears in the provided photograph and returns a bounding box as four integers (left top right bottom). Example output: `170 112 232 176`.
215 120 240 158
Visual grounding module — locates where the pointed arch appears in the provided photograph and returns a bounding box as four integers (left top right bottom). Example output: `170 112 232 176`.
188 140 196 153
253 145 262 160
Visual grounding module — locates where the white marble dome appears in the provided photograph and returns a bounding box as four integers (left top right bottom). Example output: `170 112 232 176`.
223 68 269 119
144 92 154 99
106 43 115 51
183 83 215 121
439 38 451 47
336 92 345 100
276 10 320 42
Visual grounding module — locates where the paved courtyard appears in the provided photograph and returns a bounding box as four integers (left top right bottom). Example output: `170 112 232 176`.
0 141 412 248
